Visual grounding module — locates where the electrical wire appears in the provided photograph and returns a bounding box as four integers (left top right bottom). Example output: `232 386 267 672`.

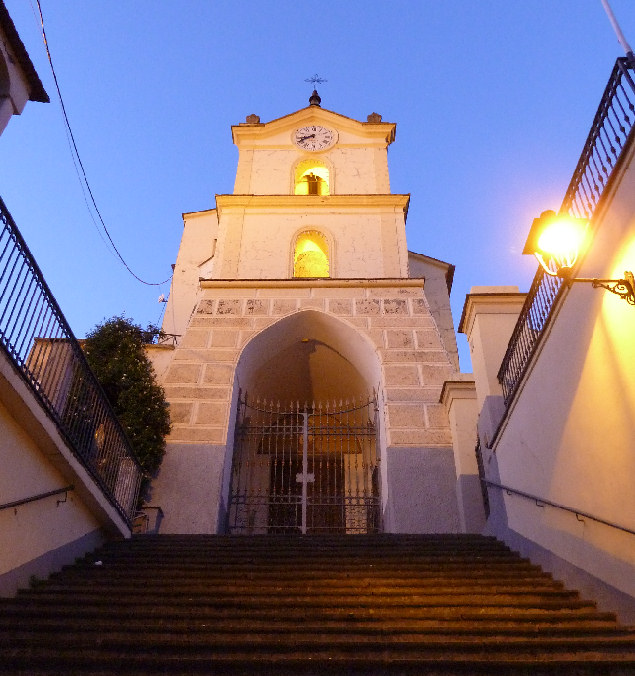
34 0 172 287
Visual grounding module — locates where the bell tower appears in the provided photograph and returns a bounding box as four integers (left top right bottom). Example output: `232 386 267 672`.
150 92 462 536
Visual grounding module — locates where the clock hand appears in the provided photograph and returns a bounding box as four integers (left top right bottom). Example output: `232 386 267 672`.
298 134 316 142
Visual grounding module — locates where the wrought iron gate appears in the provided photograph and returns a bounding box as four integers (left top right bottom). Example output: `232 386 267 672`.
227 395 381 534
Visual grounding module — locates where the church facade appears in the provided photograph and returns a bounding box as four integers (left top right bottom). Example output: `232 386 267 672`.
148 95 474 535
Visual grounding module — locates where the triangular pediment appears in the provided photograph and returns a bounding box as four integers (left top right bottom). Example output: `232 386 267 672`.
232 105 396 148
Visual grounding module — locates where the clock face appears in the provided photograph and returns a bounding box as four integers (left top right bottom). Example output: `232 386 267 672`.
293 125 336 151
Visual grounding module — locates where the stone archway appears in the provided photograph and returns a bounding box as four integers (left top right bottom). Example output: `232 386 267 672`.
225 310 384 534
234 309 381 403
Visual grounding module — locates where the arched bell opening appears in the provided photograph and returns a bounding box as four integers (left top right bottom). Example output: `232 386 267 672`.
294 159 330 196
224 310 384 535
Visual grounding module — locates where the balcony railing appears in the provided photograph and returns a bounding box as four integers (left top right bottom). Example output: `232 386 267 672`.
0 196 142 525
498 56 635 405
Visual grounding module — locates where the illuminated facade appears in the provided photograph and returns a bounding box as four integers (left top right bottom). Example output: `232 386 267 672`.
148 97 477 536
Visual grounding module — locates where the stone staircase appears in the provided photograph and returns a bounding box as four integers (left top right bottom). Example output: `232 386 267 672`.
1 534 634 675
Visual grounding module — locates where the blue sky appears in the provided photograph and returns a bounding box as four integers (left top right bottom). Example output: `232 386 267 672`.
1 0 634 371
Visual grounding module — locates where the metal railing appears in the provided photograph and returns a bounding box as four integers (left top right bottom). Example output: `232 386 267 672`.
0 485 74 512
483 480 635 537
0 196 142 525
498 56 635 404
474 440 490 519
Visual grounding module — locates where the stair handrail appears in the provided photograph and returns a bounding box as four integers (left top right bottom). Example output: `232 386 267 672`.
483 479 635 536
0 485 73 511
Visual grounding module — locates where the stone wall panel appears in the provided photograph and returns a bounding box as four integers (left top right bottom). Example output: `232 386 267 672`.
355 299 381 315
328 299 353 315
385 329 415 349
180 330 210 348
202 364 234 384
216 299 243 315
271 299 298 315
382 299 409 315
209 331 239 348
245 299 269 315
383 364 421 387
389 429 452 446
387 403 426 428
195 402 228 426
164 386 229 400
168 401 194 425
165 363 201 384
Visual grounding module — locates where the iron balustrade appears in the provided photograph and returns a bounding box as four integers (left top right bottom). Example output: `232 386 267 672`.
498 57 635 405
0 196 142 525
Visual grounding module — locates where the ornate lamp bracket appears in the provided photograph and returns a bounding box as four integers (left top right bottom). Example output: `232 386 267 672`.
587 271 635 305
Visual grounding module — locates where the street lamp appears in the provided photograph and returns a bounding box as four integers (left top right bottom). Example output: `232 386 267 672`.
523 210 635 306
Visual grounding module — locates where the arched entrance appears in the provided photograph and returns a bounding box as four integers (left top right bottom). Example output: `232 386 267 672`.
225 310 383 534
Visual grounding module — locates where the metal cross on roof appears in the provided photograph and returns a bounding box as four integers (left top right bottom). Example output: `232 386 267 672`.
305 74 327 87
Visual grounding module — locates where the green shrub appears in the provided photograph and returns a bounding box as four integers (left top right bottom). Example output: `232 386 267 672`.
83 317 171 485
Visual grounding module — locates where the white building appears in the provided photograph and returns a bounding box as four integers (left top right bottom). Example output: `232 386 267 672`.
148 95 483 537
449 57 635 622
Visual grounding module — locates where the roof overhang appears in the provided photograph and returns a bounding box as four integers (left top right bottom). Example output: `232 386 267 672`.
0 1 49 103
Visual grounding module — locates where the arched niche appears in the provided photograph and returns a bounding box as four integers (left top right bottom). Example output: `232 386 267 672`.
294 159 330 196
293 230 330 278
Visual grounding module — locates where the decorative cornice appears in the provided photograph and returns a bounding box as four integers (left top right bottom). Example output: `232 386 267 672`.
458 292 527 336
232 106 396 147
439 378 477 410
199 277 424 289
215 193 410 215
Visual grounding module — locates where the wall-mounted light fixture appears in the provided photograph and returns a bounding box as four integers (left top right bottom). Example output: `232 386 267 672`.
523 210 635 306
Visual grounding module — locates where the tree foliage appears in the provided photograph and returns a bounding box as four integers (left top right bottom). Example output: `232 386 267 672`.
83 316 171 477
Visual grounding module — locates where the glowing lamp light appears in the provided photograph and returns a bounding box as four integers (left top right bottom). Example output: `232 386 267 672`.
523 210 589 277
523 209 635 306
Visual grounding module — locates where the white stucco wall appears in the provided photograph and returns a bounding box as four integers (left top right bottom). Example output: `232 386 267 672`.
212 200 409 281
459 287 526 410
0 347 131 594
161 209 218 340
485 137 635 600
408 253 459 370
0 397 102 588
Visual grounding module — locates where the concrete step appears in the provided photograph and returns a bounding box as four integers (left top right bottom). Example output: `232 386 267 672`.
1 645 635 674
2 533 634 675
0 615 625 635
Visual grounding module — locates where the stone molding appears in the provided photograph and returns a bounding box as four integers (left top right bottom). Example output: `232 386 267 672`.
458 291 527 337
200 278 424 289
215 193 410 215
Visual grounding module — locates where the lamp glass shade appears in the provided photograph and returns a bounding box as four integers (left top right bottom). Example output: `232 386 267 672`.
523 211 589 276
